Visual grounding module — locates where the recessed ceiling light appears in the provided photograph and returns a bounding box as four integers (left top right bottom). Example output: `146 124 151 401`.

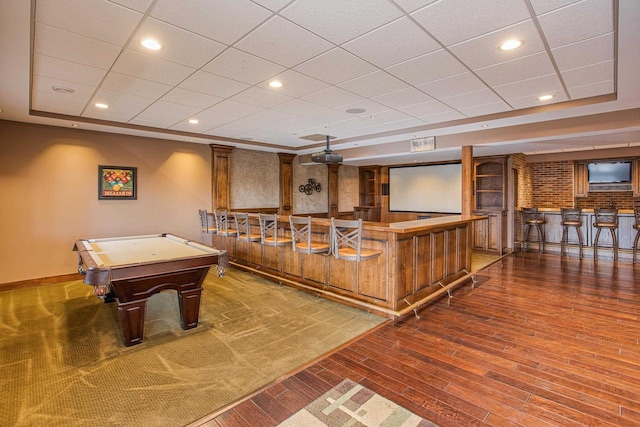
481 124 489 128
188 119 199 124
538 94 554 101
346 108 366 114
52 85 75 94
71 124 79 127
268 80 283 88
498 39 524 51
95 103 109 109
141 38 161 51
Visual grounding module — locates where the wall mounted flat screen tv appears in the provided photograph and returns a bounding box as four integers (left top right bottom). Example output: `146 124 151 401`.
389 163 461 213
587 161 631 183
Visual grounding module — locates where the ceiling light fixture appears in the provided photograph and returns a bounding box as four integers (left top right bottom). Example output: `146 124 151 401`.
52 85 75 94
141 38 162 51
71 124 79 127
538 94 554 101
498 39 524 51
188 119 199 124
95 103 109 109
268 80 283 88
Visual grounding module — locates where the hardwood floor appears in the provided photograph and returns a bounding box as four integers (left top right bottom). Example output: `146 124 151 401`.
197 253 640 426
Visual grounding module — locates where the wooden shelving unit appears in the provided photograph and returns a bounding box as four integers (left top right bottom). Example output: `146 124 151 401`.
473 157 507 254
356 166 381 221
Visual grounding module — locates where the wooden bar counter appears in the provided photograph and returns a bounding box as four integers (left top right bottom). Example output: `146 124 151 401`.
210 215 486 318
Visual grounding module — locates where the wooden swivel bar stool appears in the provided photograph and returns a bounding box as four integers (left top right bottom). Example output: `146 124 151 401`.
560 208 583 258
593 208 618 261
632 207 640 264
522 207 546 253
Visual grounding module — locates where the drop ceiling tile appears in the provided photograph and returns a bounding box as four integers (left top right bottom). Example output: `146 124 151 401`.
475 52 556 86
35 0 143 46
271 99 327 116
262 70 330 98
179 71 250 98
251 0 292 12
411 0 531 46
307 109 354 126
33 54 107 86
207 100 264 117
202 48 286 85
373 88 434 109
35 24 121 70
175 108 240 131
343 17 441 68
393 0 438 13
280 0 403 45
552 33 614 71
235 16 333 68
337 100 392 117
31 92 87 116
508 90 568 109
417 72 487 99
32 75 95 115
441 89 504 109
457 101 511 117
419 110 466 124
537 0 613 48
386 50 467 86
301 86 364 108
529 0 581 15
160 88 223 109
449 20 546 70
151 0 272 45
102 72 172 98
294 48 377 85
109 0 154 13
384 117 429 129
227 86 292 108
493 73 564 100
562 60 614 88
130 18 227 69
321 117 382 134
398 100 452 117
131 100 201 126
85 88 155 120
113 50 196 85
338 71 409 98
568 80 614 99
368 109 415 124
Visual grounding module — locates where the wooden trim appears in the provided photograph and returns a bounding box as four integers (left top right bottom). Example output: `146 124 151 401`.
277 153 296 216
210 144 234 211
0 272 83 292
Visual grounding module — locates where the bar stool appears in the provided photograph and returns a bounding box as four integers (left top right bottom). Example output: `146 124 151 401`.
214 210 237 237
289 216 330 254
593 208 618 261
198 209 216 234
258 213 292 246
330 218 381 261
560 208 583 258
234 212 260 242
522 207 546 253
632 207 640 264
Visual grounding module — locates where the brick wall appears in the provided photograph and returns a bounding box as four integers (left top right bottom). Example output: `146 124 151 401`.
530 160 638 209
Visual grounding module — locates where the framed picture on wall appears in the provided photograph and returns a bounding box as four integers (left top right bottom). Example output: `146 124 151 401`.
98 165 137 200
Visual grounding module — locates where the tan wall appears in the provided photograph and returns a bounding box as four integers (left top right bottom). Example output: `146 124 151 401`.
0 121 211 284
230 148 279 209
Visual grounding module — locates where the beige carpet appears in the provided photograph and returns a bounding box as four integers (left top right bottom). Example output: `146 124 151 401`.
0 268 385 426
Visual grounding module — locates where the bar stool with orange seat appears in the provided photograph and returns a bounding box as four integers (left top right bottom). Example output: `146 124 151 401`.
560 208 584 258
234 212 261 242
258 213 292 246
592 208 618 261
522 207 546 253
214 210 238 237
289 216 330 254
330 218 381 261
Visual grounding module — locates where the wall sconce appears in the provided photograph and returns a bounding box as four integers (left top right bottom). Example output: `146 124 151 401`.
299 178 322 195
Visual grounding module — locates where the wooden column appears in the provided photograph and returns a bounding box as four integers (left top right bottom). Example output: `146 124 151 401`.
328 164 340 218
461 145 473 217
209 144 234 211
278 153 296 215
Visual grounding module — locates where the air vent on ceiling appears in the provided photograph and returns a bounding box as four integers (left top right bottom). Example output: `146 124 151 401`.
299 133 337 142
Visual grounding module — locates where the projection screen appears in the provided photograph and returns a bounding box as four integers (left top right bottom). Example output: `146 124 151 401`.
388 163 462 213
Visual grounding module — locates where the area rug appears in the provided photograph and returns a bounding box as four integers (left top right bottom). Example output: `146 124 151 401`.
0 268 385 426
279 379 437 427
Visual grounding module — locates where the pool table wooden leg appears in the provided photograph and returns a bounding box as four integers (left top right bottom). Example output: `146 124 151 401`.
178 288 202 329
117 299 147 346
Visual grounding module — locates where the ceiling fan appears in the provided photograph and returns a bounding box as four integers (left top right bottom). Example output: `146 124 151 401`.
311 135 343 164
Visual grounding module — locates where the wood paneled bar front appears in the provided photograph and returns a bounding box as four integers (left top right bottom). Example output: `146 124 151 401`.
211 214 486 318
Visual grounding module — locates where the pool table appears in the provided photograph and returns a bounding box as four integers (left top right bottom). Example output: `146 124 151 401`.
73 233 227 346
